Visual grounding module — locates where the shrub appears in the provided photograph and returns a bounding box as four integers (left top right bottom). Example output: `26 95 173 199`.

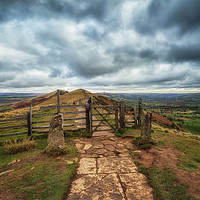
133 136 156 150
4 138 37 154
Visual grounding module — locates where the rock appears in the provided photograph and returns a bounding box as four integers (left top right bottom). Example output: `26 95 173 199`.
105 151 116 156
73 157 79 162
46 113 65 153
116 144 124 148
119 153 130 157
133 150 142 153
92 144 104 148
83 144 92 150
95 148 108 155
77 149 85 154
105 145 115 151
75 143 84 150
66 160 74 165
102 140 116 145
0 169 15 176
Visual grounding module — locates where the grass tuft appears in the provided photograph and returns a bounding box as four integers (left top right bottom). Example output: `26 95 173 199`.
4 138 37 154
45 146 72 156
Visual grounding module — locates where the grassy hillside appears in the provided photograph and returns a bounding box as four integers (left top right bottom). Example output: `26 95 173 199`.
0 89 116 140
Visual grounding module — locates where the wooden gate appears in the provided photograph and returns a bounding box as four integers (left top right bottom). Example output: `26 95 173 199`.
91 105 118 133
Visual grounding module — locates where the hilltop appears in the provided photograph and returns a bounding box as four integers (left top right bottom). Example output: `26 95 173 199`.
29 89 116 107
0 89 116 113
14 90 68 109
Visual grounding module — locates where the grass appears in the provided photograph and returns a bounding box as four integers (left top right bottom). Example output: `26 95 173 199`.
129 150 198 200
144 167 197 200
162 111 200 136
151 126 200 172
2 159 77 200
133 136 156 150
0 105 12 111
173 137 200 172
115 127 139 137
0 136 78 200
182 119 200 135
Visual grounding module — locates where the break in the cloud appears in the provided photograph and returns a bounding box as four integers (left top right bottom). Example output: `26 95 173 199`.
0 0 199 93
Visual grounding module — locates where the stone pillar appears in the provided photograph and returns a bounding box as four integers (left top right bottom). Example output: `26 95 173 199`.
46 113 65 153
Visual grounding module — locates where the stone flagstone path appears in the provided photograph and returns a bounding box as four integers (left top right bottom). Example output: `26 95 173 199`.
66 134 154 200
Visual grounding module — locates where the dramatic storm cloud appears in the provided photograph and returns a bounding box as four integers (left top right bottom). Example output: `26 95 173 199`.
0 0 199 93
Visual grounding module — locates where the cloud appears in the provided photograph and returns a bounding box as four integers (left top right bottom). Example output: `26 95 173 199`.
0 0 199 92
167 44 200 63
135 0 200 35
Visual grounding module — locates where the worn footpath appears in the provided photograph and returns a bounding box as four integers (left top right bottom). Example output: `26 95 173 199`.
66 132 154 200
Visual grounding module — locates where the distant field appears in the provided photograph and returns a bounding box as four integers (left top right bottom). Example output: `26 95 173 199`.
103 92 200 136
0 93 43 105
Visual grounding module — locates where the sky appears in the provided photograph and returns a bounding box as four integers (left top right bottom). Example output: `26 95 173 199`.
0 0 200 93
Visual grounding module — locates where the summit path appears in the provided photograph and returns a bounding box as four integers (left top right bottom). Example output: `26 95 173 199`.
66 133 154 200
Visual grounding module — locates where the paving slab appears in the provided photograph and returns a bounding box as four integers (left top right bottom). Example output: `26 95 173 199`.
68 174 125 200
77 158 96 174
119 173 154 200
97 156 138 174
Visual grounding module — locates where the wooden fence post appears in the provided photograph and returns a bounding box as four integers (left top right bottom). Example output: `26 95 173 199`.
115 102 118 131
133 105 137 126
86 105 90 133
138 98 142 127
148 113 152 139
57 89 60 113
141 112 152 140
120 101 125 129
89 103 92 133
27 103 32 137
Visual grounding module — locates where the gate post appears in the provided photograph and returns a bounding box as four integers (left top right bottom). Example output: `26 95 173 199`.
89 104 92 133
120 101 125 129
57 89 60 113
86 105 91 133
133 105 137 126
115 102 119 131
